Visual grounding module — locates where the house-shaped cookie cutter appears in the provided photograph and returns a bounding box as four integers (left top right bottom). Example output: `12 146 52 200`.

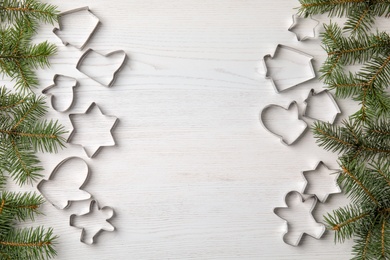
53 6 100 50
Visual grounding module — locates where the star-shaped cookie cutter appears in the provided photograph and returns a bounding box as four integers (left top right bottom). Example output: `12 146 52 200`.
302 161 341 203
288 14 319 41
68 102 119 158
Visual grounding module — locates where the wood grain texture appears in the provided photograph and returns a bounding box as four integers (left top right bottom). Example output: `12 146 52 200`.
8 0 380 259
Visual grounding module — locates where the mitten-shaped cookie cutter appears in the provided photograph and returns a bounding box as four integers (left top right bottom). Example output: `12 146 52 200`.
260 101 308 146
76 48 127 87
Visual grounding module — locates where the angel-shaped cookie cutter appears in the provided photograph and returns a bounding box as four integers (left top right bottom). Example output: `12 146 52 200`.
53 6 100 50
70 200 115 244
274 191 326 246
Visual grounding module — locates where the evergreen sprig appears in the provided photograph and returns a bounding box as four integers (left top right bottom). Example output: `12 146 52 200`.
298 0 390 35
0 0 58 92
0 1 62 259
299 0 390 258
0 87 66 185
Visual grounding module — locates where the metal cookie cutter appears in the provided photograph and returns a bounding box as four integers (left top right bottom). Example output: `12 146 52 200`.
37 157 91 210
303 89 341 124
53 6 100 50
76 48 127 87
42 74 78 112
68 102 119 158
260 101 308 146
274 191 326 246
302 161 341 203
288 14 319 41
263 44 315 93
70 200 115 244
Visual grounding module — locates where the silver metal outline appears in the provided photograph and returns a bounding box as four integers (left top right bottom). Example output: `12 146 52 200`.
273 191 326 247
76 48 127 87
303 89 341 124
53 6 100 50
70 200 115 244
68 102 119 158
288 14 319 41
302 161 341 203
37 156 91 210
260 101 308 146
263 44 316 93
42 74 78 112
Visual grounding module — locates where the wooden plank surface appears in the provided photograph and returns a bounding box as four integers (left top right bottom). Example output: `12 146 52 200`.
8 0 372 259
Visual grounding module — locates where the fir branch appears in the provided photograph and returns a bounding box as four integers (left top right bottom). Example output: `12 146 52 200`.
0 0 58 29
324 204 371 242
0 191 44 222
0 87 66 185
0 227 57 260
298 0 390 33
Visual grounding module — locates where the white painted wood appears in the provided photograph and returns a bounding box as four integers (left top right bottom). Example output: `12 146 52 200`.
9 0 387 259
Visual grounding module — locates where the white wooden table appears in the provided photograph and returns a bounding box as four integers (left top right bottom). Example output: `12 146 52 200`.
13 0 364 259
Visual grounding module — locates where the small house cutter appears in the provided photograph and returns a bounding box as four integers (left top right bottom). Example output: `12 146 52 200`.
288 14 319 41
53 6 100 50
260 101 308 146
303 89 341 124
273 191 326 246
42 74 78 112
76 48 127 87
263 44 315 93
37 157 91 210
70 200 115 244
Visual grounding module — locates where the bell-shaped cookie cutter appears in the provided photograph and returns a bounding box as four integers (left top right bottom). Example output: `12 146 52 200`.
37 157 91 210
263 44 315 93
260 101 308 146
70 200 115 244
53 6 100 50
42 74 78 112
274 191 326 246
76 48 127 87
